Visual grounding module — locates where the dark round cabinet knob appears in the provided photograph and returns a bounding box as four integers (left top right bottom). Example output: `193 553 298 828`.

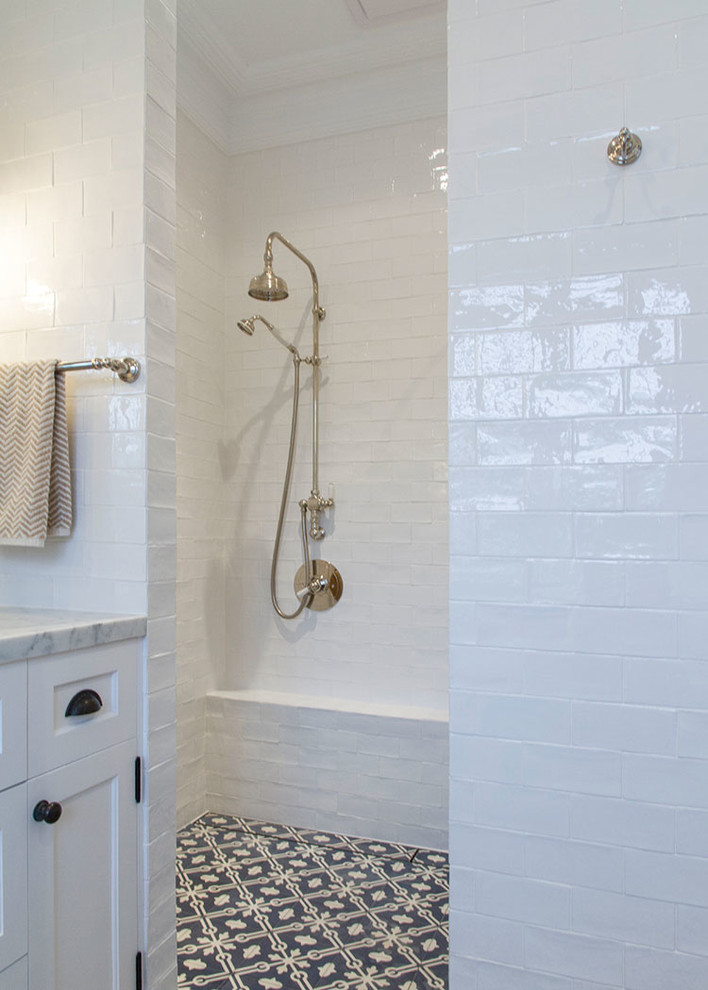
33 800 62 824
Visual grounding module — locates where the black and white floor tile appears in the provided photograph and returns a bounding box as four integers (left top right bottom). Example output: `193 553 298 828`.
177 813 449 990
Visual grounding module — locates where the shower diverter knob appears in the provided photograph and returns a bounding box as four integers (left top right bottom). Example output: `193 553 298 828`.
296 573 329 598
294 560 343 611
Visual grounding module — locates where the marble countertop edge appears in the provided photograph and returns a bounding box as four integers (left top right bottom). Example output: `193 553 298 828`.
0 608 147 663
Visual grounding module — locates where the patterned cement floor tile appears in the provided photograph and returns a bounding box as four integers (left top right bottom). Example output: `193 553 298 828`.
177 814 448 990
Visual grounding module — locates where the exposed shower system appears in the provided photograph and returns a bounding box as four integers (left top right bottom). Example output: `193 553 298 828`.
238 232 343 619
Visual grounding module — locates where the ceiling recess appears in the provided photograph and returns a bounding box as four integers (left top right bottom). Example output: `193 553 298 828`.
346 0 445 26
177 0 447 154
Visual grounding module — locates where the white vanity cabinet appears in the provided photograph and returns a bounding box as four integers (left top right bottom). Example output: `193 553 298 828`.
0 632 144 990
0 662 28 977
0 784 28 976
0 959 28 990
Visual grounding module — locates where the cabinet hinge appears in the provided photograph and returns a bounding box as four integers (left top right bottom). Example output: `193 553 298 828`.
135 757 142 804
136 951 143 990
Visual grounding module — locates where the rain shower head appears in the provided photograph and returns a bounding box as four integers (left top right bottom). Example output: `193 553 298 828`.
248 265 289 302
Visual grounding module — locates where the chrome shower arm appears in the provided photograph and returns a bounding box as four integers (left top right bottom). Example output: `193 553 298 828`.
263 231 325 320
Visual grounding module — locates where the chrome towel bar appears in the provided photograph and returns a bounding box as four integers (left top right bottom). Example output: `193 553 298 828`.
56 357 140 383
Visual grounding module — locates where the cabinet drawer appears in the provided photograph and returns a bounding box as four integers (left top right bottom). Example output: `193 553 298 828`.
0 957 27 990
0 662 26 792
28 641 139 776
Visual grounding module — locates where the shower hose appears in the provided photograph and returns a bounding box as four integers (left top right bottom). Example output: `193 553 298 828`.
270 352 314 619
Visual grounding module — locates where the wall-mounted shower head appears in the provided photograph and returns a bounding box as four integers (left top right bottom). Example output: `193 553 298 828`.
248 265 289 302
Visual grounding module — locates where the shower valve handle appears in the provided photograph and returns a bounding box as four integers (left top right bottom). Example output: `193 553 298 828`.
296 573 329 599
301 491 334 511
300 491 334 542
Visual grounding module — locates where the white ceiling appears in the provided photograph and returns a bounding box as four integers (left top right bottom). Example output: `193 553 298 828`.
177 0 447 154
349 0 444 23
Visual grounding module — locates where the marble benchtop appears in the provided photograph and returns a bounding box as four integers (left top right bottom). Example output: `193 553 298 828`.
0 608 147 664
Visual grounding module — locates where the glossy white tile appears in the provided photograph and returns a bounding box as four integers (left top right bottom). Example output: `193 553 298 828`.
477 511 573 558
573 416 677 464
573 320 675 370
476 48 572 106
478 233 572 282
478 420 572 466
528 371 622 419
450 1 708 977
525 82 623 143
526 275 624 326
525 176 623 234
573 222 677 276
480 329 570 375
572 24 677 90
628 364 708 414
529 559 624 610
524 0 622 50
627 67 708 129
576 513 678 560
525 465 624 511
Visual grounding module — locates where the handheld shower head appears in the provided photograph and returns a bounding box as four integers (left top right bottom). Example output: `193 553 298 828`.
236 314 300 358
237 317 256 335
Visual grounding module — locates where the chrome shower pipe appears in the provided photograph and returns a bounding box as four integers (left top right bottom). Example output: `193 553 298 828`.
257 231 331 534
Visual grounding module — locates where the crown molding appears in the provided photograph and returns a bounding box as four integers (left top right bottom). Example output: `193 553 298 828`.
177 36 232 152
240 26 445 97
177 2 249 93
225 55 446 155
177 41 446 157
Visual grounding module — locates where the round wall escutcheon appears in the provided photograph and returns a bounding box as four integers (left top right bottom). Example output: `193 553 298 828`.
294 560 343 611
607 127 642 166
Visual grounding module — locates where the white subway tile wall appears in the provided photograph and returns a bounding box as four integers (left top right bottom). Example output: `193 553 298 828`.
145 3 178 990
222 117 449 716
449 2 708 987
0 0 148 613
175 110 227 829
0 4 178 989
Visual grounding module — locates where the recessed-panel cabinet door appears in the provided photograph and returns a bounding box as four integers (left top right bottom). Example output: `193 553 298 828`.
0 785 27 974
0 957 27 990
27 742 138 990
0 663 26 792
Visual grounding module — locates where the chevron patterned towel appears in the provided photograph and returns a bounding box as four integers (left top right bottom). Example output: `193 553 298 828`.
0 361 72 547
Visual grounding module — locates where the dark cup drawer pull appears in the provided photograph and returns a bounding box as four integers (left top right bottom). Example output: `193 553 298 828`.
65 688 103 718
